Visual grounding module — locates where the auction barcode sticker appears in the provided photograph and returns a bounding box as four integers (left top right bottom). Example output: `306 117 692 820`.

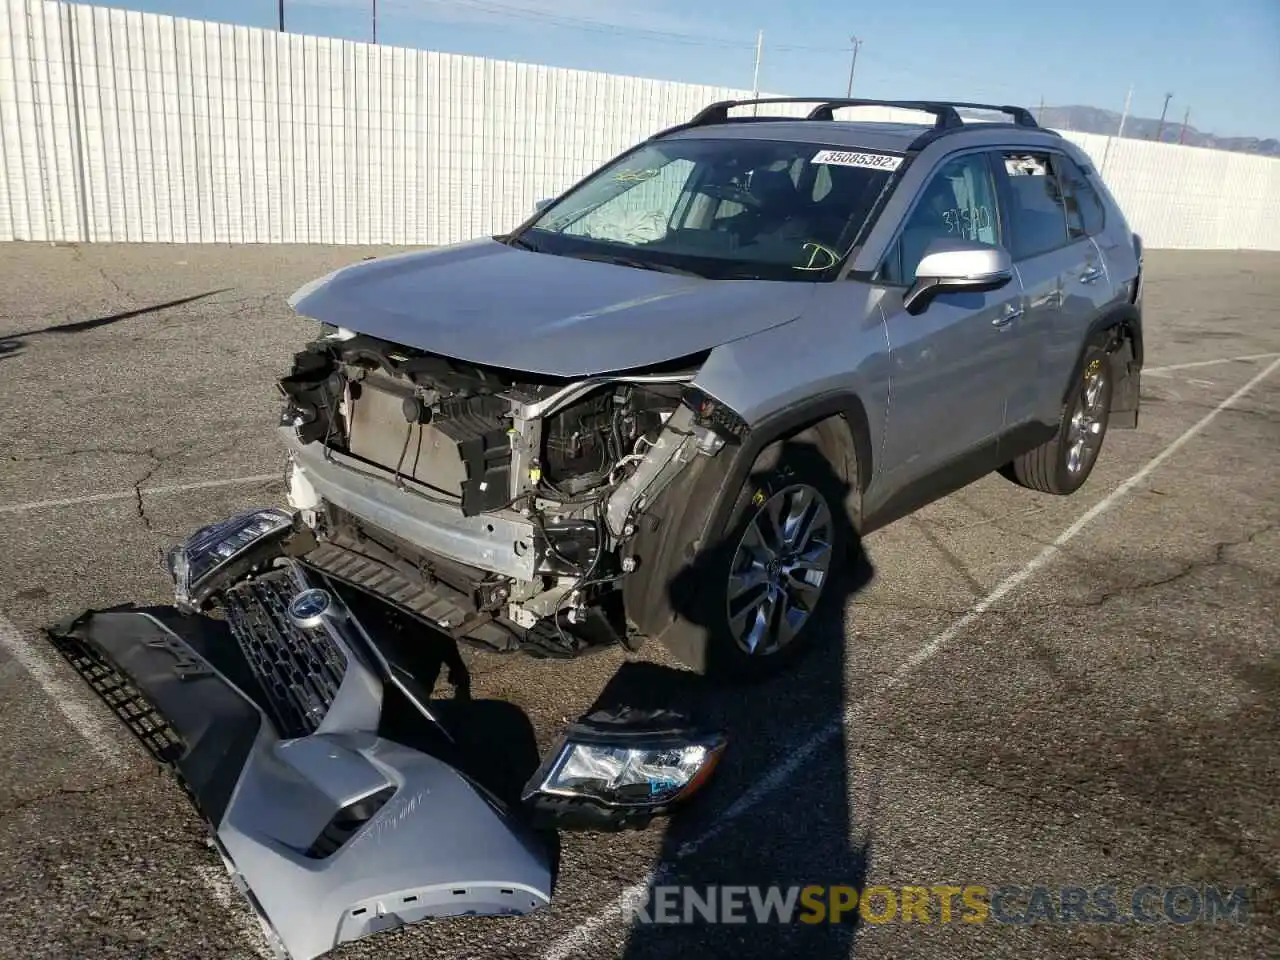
811 149 903 171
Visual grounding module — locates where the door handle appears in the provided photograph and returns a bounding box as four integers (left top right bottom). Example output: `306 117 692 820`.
992 304 1023 327
1079 265 1102 284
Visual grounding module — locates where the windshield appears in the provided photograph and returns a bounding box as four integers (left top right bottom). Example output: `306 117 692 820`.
510 137 899 281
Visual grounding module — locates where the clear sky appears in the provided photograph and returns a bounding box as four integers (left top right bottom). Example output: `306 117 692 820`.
74 0 1279 139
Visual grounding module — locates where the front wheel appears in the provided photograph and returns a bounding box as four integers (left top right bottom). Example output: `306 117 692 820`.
1002 343 1114 495
658 442 851 682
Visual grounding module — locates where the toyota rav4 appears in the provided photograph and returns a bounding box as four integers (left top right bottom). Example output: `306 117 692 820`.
274 97 1144 680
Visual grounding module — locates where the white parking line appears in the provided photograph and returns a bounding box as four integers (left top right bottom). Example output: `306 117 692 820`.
541 354 1280 960
0 609 271 954
0 473 281 516
1145 351 1280 376
0 612 131 768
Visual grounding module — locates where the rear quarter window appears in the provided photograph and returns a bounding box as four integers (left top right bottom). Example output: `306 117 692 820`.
1056 155 1106 239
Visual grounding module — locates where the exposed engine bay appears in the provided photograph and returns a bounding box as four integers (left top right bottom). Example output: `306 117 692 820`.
276 326 745 658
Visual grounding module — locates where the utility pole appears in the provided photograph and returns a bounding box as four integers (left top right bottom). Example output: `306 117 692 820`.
845 36 862 98
1178 105 1190 144
277 0 284 31
1116 84 1133 138
1036 95 1045 125
750 30 763 114
1155 91 1173 142
1101 84 1133 178
372 0 377 43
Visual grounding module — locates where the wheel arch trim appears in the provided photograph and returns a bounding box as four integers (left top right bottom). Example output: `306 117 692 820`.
1062 304 1143 428
623 391 871 640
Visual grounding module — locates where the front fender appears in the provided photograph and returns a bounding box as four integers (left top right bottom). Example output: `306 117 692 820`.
622 391 872 641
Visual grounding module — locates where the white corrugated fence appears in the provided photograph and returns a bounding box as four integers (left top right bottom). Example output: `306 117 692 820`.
2 0 1278 249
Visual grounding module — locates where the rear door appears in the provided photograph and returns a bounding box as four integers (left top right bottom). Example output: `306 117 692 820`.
1056 152 1119 315
993 150 1112 429
875 151 1025 489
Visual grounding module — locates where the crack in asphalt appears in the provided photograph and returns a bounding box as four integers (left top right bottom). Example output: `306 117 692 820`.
1071 522 1279 609
895 732 1280 889
71 246 134 305
0 771 153 823
854 598 976 618
1 445 165 464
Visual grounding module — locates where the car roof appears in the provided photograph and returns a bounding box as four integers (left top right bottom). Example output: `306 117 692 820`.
658 117 1066 157
662 120 929 153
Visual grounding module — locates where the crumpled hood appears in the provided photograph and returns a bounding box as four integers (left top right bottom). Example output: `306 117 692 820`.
289 238 816 377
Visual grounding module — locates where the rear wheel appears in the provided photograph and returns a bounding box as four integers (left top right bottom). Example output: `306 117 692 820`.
1003 343 1113 495
658 442 850 682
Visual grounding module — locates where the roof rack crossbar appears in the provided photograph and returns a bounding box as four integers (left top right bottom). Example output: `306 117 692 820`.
928 101 1039 127
666 97 1040 137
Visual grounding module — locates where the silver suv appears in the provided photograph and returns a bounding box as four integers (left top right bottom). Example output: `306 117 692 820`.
279 97 1144 680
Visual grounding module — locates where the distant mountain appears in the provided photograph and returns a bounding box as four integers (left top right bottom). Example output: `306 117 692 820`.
1036 105 1279 156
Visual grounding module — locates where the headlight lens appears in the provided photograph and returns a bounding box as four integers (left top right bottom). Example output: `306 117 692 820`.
166 507 295 609
522 708 726 829
548 742 719 806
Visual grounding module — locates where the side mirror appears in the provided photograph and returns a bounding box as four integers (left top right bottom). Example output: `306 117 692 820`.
533 197 554 214
903 238 1013 315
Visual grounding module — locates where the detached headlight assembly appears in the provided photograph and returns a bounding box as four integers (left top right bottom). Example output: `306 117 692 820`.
522 707 726 831
165 507 296 610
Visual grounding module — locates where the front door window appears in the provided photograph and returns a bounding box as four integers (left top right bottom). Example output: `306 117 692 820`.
879 153 1001 285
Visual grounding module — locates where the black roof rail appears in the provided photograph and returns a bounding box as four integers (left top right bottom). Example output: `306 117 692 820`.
645 98 1054 151
805 99 964 125
926 101 1039 127
651 97 1044 142
678 97 968 130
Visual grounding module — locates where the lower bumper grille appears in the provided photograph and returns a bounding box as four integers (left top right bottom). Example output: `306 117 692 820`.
224 569 348 739
49 628 185 765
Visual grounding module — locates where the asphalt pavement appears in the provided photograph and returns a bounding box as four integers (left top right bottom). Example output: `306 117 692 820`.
0 244 1276 960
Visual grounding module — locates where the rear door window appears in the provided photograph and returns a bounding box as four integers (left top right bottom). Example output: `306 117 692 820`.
998 152 1070 260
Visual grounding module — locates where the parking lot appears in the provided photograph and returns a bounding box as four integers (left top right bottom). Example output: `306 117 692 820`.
0 244 1276 960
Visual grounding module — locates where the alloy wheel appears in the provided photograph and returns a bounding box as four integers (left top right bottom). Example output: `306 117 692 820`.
1066 360 1108 475
725 483 834 657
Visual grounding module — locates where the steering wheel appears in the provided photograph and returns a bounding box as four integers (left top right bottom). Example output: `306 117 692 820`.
698 183 765 210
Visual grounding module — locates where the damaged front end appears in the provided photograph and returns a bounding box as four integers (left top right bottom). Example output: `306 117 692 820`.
47 507 726 959
275 327 745 659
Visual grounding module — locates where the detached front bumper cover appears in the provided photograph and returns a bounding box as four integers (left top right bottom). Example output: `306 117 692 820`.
45 600 552 960
46 507 731 956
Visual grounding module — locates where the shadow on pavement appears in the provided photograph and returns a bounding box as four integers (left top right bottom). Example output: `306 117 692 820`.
612 438 876 958
3 289 229 341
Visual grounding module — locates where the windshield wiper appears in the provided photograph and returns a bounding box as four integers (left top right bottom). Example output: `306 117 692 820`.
568 253 703 277
502 234 542 252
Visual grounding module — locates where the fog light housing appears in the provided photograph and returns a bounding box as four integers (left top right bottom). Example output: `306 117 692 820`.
522 707 726 831
165 507 296 611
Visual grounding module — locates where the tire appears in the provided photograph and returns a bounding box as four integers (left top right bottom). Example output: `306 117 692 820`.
657 441 852 682
1002 343 1114 495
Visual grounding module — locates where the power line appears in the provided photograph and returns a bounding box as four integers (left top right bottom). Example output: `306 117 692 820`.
389 0 849 53
408 0 755 49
